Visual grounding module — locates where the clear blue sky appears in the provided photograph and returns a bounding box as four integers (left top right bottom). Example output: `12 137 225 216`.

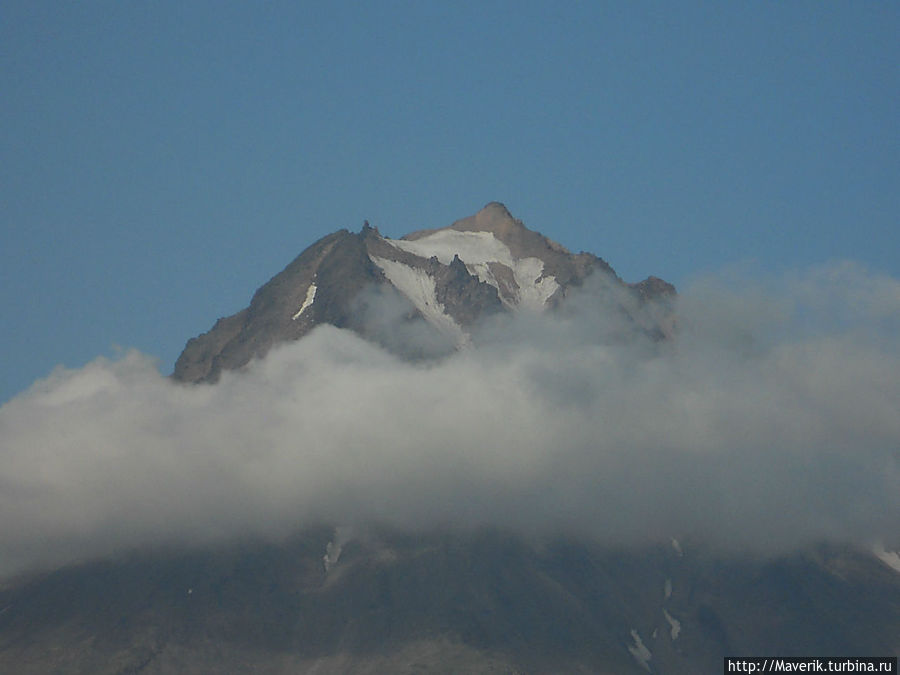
2 1 897 403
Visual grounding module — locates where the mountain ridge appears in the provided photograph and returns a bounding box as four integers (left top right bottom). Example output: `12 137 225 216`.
174 203 674 383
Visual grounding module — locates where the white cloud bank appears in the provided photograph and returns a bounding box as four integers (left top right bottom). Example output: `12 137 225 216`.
1 262 899 577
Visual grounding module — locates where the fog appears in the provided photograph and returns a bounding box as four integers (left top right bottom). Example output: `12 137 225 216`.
1 262 898 577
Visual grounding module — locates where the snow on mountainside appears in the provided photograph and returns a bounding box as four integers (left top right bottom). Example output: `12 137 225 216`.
386 229 560 311
173 202 675 383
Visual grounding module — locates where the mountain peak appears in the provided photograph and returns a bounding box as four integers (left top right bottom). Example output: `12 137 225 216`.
482 200 511 212
474 200 515 224
401 201 522 242
173 204 673 383
452 201 521 237
403 203 571 265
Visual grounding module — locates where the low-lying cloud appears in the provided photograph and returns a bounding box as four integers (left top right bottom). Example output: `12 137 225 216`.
1 261 899 577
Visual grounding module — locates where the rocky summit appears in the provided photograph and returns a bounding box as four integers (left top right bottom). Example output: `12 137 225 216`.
173 202 675 383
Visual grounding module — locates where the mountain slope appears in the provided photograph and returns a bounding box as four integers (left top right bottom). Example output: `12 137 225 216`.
2 531 898 674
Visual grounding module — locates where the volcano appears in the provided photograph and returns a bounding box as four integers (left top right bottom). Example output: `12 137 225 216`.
1 204 897 674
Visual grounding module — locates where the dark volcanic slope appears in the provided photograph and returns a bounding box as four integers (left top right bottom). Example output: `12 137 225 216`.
174 229 385 383
1 531 898 674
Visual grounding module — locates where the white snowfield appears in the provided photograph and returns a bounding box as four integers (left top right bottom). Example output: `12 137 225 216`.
387 230 559 311
323 539 341 573
369 255 468 346
873 544 900 575
391 230 510 266
292 283 317 320
663 609 681 640
627 629 653 672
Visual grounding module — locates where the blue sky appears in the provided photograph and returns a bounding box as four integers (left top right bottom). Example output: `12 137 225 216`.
2 1 898 404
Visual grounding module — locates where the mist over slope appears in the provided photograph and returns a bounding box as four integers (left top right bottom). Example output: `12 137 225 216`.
2 259 899 579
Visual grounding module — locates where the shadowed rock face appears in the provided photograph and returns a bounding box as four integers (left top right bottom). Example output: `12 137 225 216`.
1 531 898 674
173 229 386 383
173 203 675 383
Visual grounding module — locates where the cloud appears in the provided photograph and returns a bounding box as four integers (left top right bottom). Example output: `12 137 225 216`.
1 262 899 577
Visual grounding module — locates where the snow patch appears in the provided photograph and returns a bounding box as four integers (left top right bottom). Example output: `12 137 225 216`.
664 578 672 599
370 256 467 346
671 538 683 556
663 609 681 640
391 230 511 265
628 629 653 672
292 283 317 320
323 526 353 574
873 544 900 575
323 541 341 573
510 256 559 311
387 231 558 311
